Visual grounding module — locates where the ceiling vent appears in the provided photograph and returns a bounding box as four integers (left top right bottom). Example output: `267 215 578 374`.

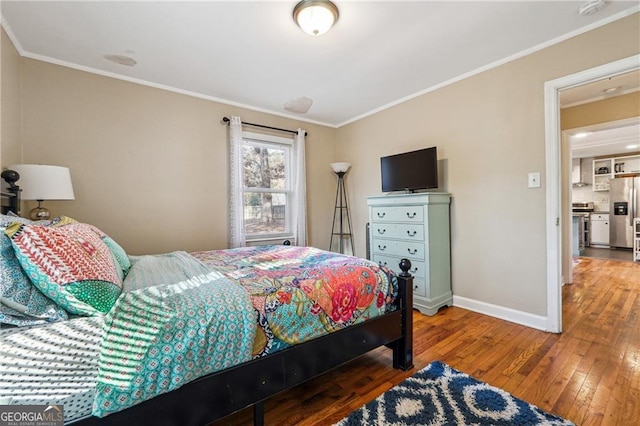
103 54 137 67
284 97 314 114
578 0 606 16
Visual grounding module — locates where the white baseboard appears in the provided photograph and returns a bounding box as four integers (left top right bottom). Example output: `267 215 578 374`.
452 295 549 332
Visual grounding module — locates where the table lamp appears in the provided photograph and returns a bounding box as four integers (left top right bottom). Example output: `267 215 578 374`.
8 164 75 220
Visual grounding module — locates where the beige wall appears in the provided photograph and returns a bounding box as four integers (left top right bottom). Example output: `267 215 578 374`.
335 13 640 317
1 28 21 167
15 59 337 254
2 13 639 321
561 91 640 130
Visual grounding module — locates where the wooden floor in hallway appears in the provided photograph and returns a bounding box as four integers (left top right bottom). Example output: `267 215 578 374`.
210 257 640 426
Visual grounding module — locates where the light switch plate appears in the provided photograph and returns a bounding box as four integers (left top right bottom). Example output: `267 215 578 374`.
528 172 541 188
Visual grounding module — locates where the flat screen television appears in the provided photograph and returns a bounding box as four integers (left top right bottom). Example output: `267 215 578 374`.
380 147 438 193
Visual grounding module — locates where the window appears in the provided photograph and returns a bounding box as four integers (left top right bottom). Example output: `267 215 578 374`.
228 116 306 248
241 132 293 240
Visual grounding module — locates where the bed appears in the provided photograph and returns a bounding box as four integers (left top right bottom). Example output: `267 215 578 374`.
0 172 413 426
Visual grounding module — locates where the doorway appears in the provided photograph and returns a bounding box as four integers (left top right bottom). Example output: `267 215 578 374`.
544 54 640 333
567 117 640 268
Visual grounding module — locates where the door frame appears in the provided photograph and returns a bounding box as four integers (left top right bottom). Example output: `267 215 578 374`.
544 54 640 333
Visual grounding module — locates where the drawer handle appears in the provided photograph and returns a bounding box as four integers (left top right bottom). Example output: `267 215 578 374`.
379 261 388 267
407 248 418 255
378 245 387 251
407 212 417 218
411 267 418 273
407 230 417 236
377 229 386 234
377 212 386 218
413 285 419 290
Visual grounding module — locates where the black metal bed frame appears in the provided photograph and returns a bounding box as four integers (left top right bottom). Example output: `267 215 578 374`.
75 266 414 426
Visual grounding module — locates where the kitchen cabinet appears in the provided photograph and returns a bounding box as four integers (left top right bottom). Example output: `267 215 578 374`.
367 192 451 316
590 213 609 246
613 157 640 175
593 158 613 191
593 154 640 191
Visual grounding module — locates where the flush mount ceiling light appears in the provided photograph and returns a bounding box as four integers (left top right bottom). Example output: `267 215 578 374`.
293 0 339 36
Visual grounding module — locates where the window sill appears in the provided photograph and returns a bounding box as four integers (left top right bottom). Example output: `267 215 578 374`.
245 235 295 247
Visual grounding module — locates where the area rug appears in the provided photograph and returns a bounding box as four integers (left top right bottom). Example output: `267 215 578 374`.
335 361 574 426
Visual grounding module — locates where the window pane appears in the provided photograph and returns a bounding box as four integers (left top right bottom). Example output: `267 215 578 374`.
243 145 285 190
243 192 286 234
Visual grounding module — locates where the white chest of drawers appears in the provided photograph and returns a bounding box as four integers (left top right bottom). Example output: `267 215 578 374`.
367 193 452 316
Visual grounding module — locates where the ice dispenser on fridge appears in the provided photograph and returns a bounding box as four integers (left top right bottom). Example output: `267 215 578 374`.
614 202 628 216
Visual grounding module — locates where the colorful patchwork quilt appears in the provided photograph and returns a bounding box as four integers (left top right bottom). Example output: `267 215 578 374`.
192 245 398 358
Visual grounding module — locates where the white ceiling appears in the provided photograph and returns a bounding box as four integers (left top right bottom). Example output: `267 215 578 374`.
568 117 640 158
1 1 639 127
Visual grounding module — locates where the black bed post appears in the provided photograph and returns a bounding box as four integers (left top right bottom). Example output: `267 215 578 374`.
1 169 21 216
393 258 414 370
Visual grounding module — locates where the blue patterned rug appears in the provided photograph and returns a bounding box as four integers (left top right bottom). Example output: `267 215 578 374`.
335 361 574 425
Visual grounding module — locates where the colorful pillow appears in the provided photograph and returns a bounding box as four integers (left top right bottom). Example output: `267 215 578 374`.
0 230 68 326
0 213 34 227
102 235 131 276
4 221 123 316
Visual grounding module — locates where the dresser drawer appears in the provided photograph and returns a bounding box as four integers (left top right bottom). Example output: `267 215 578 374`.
370 223 424 241
412 277 427 298
372 255 426 297
371 239 425 260
371 205 424 223
373 254 426 278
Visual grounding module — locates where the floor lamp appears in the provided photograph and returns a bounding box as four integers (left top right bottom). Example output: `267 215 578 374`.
330 162 354 256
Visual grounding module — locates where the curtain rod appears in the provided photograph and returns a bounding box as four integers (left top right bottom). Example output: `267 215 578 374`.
222 117 307 136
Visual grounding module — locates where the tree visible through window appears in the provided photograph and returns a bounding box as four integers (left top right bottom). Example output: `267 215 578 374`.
242 138 291 237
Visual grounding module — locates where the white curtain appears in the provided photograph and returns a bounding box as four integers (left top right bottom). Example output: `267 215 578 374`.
292 129 307 246
228 116 245 248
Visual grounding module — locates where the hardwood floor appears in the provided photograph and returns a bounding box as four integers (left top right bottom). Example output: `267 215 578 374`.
210 257 639 425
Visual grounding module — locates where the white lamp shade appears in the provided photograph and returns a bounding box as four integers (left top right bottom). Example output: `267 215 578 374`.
330 162 351 173
294 0 339 36
9 164 75 201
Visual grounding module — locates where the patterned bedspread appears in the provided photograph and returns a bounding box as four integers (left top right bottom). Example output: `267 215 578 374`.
192 245 397 358
1 246 398 422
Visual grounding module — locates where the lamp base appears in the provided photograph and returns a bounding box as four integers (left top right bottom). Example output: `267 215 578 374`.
29 202 50 221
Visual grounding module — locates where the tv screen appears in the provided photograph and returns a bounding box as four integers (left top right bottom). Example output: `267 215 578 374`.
381 147 438 192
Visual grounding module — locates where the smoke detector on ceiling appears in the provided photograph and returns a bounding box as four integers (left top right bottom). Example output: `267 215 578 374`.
578 0 607 16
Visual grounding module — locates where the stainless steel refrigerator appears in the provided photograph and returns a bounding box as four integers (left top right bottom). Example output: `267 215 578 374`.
609 176 640 248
